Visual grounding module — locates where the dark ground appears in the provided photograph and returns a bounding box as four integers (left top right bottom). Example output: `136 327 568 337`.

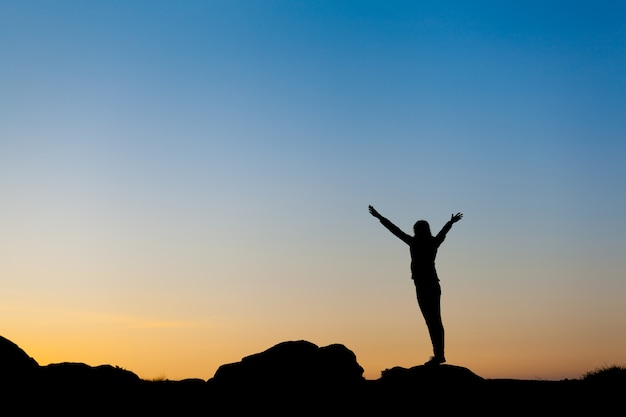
2 336 622 415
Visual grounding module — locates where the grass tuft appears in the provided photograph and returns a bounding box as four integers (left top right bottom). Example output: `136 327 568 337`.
582 364 626 384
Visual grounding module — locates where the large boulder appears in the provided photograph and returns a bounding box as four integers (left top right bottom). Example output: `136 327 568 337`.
209 340 364 391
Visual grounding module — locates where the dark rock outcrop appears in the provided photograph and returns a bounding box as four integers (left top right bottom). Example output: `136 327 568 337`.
379 363 484 387
40 362 141 388
209 340 364 390
363 364 486 413
35 363 142 411
0 335 39 380
208 340 365 413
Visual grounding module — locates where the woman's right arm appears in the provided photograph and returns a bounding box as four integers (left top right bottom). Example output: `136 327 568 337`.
369 205 412 244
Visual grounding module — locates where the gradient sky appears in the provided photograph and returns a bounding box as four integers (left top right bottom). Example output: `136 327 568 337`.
2 1 625 381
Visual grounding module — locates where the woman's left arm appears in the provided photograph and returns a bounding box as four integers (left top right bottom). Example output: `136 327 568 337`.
436 212 463 242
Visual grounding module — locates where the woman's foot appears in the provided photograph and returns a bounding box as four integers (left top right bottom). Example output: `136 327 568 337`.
424 355 446 366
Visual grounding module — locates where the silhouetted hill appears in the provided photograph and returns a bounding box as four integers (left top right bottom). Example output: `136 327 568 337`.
1 335 622 415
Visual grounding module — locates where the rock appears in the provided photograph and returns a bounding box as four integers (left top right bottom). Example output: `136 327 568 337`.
0 335 39 380
380 364 484 387
209 340 364 391
33 363 143 411
208 341 365 413
361 364 487 413
40 362 141 388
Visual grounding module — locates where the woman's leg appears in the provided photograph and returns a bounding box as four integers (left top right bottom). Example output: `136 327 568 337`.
416 284 445 360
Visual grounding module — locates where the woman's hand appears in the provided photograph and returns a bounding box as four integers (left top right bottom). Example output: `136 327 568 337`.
369 205 382 219
450 212 463 223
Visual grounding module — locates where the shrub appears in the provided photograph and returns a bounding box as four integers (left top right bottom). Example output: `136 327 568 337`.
583 364 626 385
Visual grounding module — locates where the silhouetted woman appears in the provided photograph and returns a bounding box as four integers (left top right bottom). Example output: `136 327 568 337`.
368 205 462 365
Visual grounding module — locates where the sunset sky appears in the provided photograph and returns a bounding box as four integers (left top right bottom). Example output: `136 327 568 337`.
2 1 625 381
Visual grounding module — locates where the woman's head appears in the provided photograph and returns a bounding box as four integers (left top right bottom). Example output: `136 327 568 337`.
413 220 432 237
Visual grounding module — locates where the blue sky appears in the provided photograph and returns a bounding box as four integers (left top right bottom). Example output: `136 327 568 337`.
1 1 625 380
